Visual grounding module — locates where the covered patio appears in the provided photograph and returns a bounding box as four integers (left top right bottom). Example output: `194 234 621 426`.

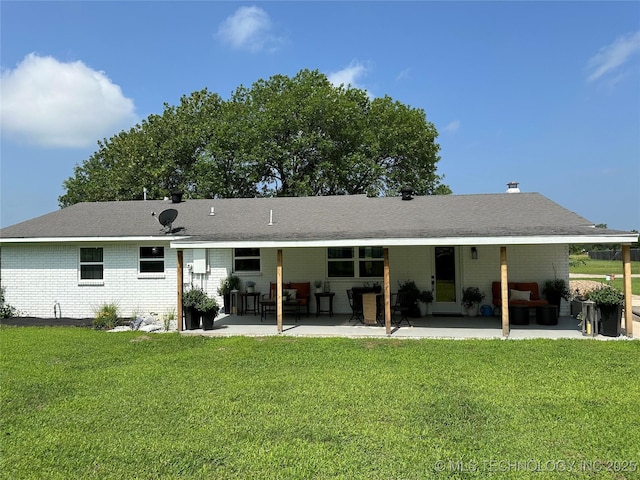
180 312 637 339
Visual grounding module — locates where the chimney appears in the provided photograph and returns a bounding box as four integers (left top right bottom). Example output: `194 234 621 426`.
506 181 520 193
401 186 414 200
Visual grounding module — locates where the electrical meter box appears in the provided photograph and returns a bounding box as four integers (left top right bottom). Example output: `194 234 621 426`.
192 249 208 274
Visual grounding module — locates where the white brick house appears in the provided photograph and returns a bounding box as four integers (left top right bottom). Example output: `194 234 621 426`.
1 192 636 334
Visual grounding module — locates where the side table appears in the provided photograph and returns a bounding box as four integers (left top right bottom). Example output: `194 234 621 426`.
314 292 335 317
240 292 261 316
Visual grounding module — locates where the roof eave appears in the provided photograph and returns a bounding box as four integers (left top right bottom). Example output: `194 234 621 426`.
171 233 638 249
0 236 190 244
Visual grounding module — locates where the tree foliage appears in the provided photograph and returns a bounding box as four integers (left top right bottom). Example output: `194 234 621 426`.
60 69 449 207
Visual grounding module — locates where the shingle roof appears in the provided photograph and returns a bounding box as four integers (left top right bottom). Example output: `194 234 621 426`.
1 193 633 244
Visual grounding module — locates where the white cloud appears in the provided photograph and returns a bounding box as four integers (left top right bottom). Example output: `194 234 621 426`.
395 68 412 82
1 53 136 148
442 120 460 134
327 61 369 89
586 30 640 83
217 6 282 52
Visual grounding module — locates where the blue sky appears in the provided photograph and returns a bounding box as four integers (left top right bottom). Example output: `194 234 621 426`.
1 1 639 231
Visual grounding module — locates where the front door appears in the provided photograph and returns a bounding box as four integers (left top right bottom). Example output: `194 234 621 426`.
433 246 460 314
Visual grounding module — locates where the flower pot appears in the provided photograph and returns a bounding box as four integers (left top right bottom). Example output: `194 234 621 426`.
184 307 200 330
464 303 480 317
223 293 230 314
202 311 216 330
246 286 255 294
598 305 622 337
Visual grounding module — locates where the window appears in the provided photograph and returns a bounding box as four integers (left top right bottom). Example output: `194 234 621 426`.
327 247 383 278
80 247 103 280
234 248 260 272
139 246 165 273
358 246 384 277
328 247 354 277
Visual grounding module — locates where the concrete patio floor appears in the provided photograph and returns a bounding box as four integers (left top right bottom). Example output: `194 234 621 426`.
181 312 639 340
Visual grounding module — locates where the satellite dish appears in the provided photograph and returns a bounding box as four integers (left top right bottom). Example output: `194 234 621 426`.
157 209 178 233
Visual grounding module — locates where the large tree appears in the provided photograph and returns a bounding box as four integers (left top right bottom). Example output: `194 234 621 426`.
60 69 449 207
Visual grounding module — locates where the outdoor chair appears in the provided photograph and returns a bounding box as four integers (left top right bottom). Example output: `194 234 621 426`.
347 289 364 323
390 291 413 326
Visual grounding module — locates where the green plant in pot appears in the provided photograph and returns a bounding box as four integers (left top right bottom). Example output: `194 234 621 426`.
542 278 570 312
245 280 256 293
398 280 421 318
198 295 220 331
461 287 484 316
218 275 241 314
183 288 207 330
587 285 624 337
417 290 434 316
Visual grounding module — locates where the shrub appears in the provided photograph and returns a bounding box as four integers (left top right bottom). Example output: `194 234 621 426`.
93 303 120 330
218 275 241 295
162 309 176 331
461 287 485 308
183 288 207 308
586 285 624 307
542 278 570 301
0 286 18 318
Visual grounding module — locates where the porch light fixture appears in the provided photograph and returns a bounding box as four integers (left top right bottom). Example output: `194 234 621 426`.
471 247 478 260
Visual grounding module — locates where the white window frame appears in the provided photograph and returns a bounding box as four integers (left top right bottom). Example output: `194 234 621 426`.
138 246 165 279
327 246 384 278
233 248 261 273
79 247 104 285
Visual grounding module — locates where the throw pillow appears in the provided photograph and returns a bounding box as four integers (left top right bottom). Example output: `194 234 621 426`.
510 289 531 301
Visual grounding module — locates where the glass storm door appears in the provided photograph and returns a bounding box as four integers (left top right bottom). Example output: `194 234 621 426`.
433 246 459 313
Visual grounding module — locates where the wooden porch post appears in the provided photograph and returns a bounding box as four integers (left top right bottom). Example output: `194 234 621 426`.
383 248 391 335
622 245 633 338
500 246 509 337
276 249 283 334
177 250 183 332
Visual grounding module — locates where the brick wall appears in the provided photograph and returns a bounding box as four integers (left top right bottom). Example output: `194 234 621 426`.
1 243 571 318
1 242 177 318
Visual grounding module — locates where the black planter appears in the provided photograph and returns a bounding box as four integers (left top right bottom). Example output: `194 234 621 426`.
545 293 561 319
202 311 216 330
184 307 201 330
599 305 622 337
223 294 231 314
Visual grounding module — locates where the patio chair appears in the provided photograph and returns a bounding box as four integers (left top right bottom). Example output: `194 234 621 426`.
391 291 413 326
347 289 364 323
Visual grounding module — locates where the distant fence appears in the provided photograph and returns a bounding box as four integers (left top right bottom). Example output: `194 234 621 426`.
588 249 640 262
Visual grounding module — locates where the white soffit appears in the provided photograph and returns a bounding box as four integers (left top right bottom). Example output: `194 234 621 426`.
171 234 637 249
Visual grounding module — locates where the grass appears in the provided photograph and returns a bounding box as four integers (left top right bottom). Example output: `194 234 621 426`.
2 328 639 479
570 255 640 295
570 255 639 276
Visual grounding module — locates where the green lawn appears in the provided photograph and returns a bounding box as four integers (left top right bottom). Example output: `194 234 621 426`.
570 255 640 295
570 255 639 276
2 328 639 479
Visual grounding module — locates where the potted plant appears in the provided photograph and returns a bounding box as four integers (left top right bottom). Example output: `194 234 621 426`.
398 280 421 318
218 275 241 314
314 280 323 293
183 288 207 330
461 287 485 317
198 295 220 330
542 278 570 316
417 290 434 316
587 285 624 337
245 280 256 294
